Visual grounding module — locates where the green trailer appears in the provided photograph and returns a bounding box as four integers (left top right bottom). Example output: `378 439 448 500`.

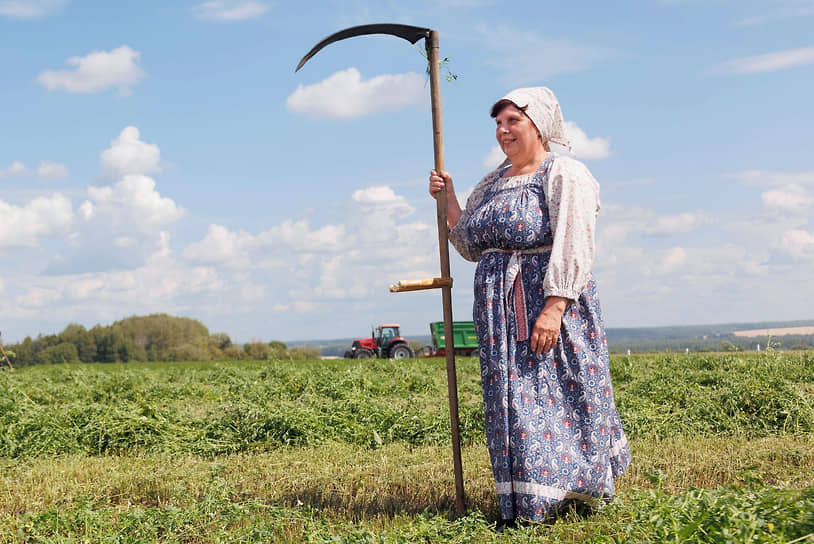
426 321 479 357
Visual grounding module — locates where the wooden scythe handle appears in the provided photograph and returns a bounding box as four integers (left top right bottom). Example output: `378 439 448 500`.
427 30 466 517
0 342 12 370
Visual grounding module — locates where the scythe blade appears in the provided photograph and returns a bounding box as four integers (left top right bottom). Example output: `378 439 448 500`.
295 23 430 71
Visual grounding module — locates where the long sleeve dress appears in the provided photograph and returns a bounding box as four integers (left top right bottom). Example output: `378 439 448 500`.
449 152 631 521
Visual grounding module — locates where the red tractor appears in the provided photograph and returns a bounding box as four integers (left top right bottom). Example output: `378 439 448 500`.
344 324 416 359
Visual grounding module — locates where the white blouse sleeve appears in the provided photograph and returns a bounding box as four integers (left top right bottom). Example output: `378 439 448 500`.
448 170 498 262
543 156 601 301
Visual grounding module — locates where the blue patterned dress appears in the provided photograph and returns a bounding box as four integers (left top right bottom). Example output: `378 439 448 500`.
449 153 630 521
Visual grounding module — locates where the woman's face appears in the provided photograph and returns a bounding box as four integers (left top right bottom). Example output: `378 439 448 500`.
495 104 542 160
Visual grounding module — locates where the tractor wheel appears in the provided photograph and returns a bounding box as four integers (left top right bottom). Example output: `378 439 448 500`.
343 350 353 359
354 349 373 359
389 344 415 359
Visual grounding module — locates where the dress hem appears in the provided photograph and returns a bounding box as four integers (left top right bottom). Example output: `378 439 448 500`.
495 481 596 502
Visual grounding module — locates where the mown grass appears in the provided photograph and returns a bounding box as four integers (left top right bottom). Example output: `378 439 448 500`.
0 358 486 456
0 351 812 542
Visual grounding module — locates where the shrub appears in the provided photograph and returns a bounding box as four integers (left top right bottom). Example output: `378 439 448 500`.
268 341 288 360
169 342 209 362
38 342 79 365
209 333 232 350
243 341 270 361
222 345 244 360
289 346 320 360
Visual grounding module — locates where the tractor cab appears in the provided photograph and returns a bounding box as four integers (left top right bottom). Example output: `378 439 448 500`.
376 324 400 348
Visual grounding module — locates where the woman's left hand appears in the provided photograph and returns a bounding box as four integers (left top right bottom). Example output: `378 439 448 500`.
530 296 569 355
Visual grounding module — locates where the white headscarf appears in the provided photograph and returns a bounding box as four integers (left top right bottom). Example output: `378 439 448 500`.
500 86 572 152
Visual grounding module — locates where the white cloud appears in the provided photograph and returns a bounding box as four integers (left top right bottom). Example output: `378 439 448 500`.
17 286 62 309
594 205 732 290
0 161 28 178
36 160 69 180
88 175 185 231
68 127 181 259
113 237 137 248
183 224 256 265
193 1 269 21
735 4 814 27
561 121 612 160
182 184 436 314
350 186 417 245
593 173 814 326
1 160 68 180
644 212 712 236
779 229 814 261
657 246 687 274
479 24 608 84
185 218 349 268
613 177 657 187
734 14 770 27
259 219 348 253
271 300 319 314
761 184 814 215
9 237 226 321
293 300 318 313
0 0 67 19
596 236 772 326
717 46 814 75
101 126 161 177
313 255 370 299
0 194 74 248
37 45 146 96
728 170 814 188
78 200 94 221
351 186 412 210
9 161 28 175
286 68 426 120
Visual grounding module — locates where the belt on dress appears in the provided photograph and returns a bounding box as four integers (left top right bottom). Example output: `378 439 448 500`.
482 246 552 342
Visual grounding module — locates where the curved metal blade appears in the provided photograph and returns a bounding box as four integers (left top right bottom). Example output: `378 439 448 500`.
296 23 431 71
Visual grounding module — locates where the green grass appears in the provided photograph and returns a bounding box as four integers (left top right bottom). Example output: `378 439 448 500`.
0 351 812 542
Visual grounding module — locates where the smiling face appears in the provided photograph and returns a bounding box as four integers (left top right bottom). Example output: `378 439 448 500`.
494 103 543 162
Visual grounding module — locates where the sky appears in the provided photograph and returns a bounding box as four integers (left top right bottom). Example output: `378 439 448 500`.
1 0 813 344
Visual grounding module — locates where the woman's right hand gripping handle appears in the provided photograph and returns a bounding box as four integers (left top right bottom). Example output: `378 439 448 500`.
429 169 463 229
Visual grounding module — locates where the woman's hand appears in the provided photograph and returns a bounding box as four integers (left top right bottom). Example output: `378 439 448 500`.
530 296 569 355
429 169 453 199
428 169 463 229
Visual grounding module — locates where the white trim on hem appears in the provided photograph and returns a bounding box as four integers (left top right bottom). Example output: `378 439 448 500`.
495 481 595 502
609 433 629 459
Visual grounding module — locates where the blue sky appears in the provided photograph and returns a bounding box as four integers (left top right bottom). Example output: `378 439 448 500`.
1 0 813 343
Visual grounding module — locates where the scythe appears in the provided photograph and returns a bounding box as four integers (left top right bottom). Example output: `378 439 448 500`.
0 332 12 370
296 24 466 515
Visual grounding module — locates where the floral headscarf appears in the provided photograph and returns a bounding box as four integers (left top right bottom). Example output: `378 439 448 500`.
500 86 572 152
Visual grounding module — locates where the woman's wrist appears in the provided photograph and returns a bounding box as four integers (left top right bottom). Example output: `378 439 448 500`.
543 296 568 315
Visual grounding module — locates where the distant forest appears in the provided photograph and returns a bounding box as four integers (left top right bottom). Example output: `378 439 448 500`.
605 320 814 353
1 314 320 368
294 320 814 356
2 315 812 367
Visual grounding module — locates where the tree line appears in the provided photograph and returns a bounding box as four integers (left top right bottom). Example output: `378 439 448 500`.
2 314 319 367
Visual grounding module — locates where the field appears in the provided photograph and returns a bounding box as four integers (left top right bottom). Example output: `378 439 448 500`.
1 351 812 543
733 327 814 338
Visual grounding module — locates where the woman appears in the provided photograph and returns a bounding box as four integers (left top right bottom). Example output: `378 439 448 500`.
429 87 630 524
